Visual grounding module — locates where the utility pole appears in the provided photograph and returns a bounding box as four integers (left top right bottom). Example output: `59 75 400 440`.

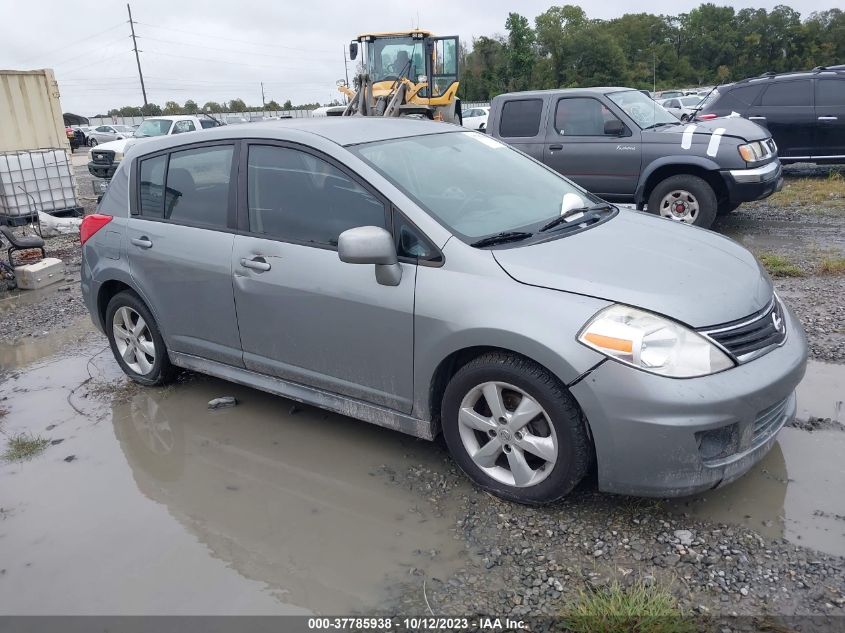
127 4 147 107
653 50 657 94
261 82 266 112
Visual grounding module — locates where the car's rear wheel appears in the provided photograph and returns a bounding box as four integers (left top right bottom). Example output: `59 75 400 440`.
105 291 175 386
648 174 717 228
89 138 98 147
441 352 590 504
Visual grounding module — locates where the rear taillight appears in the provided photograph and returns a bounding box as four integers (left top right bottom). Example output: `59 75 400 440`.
697 113 718 120
80 214 113 245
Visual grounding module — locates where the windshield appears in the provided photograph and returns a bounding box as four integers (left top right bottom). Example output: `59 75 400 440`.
352 132 601 241
681 96 703 107
608 90 679 129
365 37 425 82
114 125 134 133
134 119 173 138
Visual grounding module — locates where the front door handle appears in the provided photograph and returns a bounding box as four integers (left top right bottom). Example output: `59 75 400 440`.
130 237 153 249
548 144 563 151
240 257 271 272
818 116 838 121
749 116 767 121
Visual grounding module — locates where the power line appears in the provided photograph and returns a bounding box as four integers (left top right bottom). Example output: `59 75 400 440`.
136 35 335 62
141 49 332 72
15 22 126 65
133 21 335 54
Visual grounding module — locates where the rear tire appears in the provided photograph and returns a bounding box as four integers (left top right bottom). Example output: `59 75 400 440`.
441 352 590 504
648 174 717 228
88 138 98 147
105 291 175 386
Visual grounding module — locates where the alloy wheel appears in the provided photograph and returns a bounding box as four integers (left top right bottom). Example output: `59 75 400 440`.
457 381 558 487
658 189 699 223
112 306 156 375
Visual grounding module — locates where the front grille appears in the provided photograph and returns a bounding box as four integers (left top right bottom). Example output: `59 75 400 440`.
752 396 790 445
700 297 786 361
92 150 115 164
764 138 777 155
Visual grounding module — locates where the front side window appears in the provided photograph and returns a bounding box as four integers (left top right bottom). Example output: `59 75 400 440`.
247 145 386 247
607 90 678 129
499 99 543 138
352 132 600 241
555 98 618 136
760 80 812 106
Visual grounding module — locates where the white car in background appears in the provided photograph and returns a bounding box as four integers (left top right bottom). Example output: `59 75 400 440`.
659 95 703 121
462 106 490 131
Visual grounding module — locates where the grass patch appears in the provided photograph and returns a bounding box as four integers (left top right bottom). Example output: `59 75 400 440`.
562 580 692 633
768 171 845 211
818 256 845 275
758 253 806 277
2 432 50 462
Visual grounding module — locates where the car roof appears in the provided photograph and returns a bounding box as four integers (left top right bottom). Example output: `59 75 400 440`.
128 117 462 158
494 87 634 99
721 67 845 90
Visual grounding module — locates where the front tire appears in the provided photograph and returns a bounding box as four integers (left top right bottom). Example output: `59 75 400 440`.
441 352 591 504
648 174 717 228
105 291 175 386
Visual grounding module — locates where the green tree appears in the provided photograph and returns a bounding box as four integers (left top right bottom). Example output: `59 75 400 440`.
505 13 535 91
228 98 247 112
140 103 162 116
203 101 223 113
266 99 281 110
282 99 293 110
163 100 182 115
183 99 199 114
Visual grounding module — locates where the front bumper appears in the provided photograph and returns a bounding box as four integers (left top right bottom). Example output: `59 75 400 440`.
88 160 119 179
721 160 783 203
570 303 807 497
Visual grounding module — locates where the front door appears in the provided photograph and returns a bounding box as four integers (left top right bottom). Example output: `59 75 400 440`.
127 143 243 367
231 143 416 412
814 77 845 158
543 96 642 199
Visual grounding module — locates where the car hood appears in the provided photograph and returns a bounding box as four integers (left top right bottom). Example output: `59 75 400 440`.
644 117 769 143
492 210 773 328
91 136 150 156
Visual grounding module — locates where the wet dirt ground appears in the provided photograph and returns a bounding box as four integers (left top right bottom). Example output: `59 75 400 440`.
1 164 844 618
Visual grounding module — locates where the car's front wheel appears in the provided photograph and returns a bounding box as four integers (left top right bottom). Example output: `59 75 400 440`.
105 291 175 386
648 174 717 228
441 353 591 504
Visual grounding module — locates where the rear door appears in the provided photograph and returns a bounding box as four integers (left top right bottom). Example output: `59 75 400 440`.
231 142 416 412
542 96 641 199
127 142 243 367
748 78 815 159
814 77 845 158
494 97 548 161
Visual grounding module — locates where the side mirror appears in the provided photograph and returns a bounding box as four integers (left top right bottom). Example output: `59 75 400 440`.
604 119 625 136
338 226 402 286
349 41 358 61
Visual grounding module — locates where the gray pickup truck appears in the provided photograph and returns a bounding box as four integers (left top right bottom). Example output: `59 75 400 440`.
488 87 783 228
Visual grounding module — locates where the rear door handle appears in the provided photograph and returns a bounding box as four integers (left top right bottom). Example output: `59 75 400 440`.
818 116 838 121
749 116 766 121
548 144 563 151
130 237 152 249
240 257 271 272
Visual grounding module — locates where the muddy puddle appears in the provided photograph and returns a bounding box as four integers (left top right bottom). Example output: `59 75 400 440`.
0 334 467 615
716 216 845 253
670 360 845 557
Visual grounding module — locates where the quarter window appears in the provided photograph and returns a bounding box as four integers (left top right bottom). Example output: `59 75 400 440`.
760 80 812 106
247 145 386 247
138 154 167 218
499 99 543 137
816 79 845 107
172 120 196 134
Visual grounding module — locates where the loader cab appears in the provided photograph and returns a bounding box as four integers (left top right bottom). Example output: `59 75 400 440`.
350 30 459 100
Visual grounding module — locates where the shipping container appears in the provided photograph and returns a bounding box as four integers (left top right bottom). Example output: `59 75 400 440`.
0 69 68 153
0 69 81 224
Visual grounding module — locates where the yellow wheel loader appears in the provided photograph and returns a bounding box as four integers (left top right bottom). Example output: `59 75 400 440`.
338 30 461 123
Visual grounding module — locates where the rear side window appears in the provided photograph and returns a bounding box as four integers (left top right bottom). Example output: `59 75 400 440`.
247 145 386 247
760 80 812 106
172 120 196 134
137 145 233 229
816 79 845 107
499 99 542 137
727 84 764 105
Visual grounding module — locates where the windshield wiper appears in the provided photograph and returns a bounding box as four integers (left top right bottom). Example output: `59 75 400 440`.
470 231 533 248
538 203 614 232
643 121 679 130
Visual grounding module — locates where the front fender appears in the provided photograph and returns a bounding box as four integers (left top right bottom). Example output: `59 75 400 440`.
635 155 721 203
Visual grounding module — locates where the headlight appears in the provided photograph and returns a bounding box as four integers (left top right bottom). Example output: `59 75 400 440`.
738 141 772 162
113 151 124 161
578 305 734 378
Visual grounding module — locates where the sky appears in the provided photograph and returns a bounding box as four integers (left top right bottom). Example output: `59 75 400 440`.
0 0 836 116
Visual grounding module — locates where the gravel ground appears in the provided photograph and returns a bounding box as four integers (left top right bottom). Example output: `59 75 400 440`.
377 460 845 621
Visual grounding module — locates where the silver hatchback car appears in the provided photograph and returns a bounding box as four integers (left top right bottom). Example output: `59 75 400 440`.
81 118 807 504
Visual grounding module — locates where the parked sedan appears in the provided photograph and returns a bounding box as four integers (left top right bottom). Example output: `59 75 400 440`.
462 106 490 131
660 95 704 121
87 124 135 147
81 118 807 503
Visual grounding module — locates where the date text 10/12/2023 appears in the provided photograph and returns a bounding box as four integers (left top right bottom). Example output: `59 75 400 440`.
307 617 528 630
